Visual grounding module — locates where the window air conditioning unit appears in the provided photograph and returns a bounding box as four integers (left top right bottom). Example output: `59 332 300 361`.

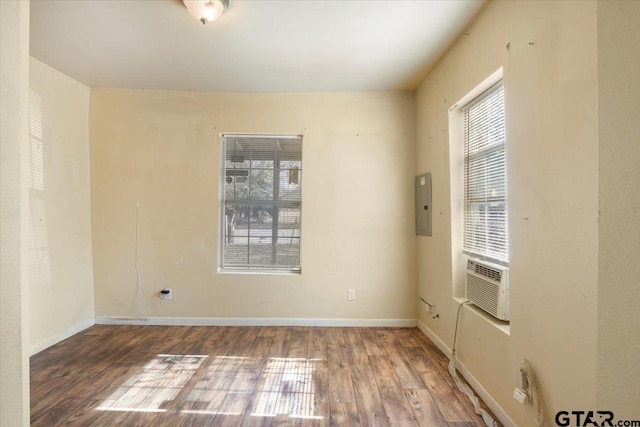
466 258 509 321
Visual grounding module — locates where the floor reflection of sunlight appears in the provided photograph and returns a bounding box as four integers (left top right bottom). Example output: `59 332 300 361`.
96 354 206 413
251 357 322 419
95 354 323 420
182 356 323 420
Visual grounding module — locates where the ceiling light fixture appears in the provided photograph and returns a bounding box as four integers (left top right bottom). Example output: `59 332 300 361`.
183 0 229 25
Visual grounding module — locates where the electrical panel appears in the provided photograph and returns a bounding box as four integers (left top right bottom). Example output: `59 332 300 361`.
415 173 432 236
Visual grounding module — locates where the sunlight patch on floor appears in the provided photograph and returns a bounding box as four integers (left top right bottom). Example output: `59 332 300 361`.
250 357 319 418
95 354 323 420
96 354 206 413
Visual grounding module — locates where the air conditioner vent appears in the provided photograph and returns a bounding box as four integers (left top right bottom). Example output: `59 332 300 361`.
467 275 499 317
466 258 509 321
474 263 502 282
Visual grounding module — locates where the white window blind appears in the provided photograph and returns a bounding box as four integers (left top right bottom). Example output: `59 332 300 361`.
221 135 302 272
463 82 508 263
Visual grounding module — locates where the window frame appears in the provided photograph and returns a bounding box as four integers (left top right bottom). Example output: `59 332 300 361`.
218 133 303 274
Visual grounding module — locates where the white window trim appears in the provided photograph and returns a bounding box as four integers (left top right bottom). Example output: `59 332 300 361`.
217 133 303 275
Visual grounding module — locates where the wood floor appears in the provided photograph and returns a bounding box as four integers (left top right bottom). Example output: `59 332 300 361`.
30 325 499 426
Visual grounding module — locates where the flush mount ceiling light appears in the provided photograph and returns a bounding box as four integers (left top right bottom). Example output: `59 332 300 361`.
183 0 229 25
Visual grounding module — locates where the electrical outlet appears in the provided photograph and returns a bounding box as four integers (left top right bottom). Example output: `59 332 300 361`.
160 288 172 300
347 289 356 301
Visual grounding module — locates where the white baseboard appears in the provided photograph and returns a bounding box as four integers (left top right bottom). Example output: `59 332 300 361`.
29 317 95 356
417 321 516 427
95 316 417 328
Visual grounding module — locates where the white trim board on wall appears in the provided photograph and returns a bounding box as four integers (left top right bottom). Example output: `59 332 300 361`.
95 317 417 328
29 318 95 356
417 321 517 427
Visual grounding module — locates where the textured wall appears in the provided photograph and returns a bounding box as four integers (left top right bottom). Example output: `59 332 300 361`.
0 0 31 425
597 0 640 419
28 58 94 352
90 90 417 323
415 1 598 425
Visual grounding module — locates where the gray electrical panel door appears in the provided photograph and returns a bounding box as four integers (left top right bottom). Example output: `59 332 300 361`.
415 173 432 236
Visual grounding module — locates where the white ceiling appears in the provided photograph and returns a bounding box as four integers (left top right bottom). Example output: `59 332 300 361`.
30 0 486 92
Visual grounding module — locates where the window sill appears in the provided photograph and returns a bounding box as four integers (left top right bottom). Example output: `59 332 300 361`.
453 297 510 336
217 268 301 276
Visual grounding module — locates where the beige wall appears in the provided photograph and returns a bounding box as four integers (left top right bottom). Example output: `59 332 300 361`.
28 58 94 352
597 1 640 418
0 0 31 425
90 90 417 322
415 1 598 425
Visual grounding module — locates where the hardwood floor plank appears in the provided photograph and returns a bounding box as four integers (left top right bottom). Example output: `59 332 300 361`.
258 327 277 338
230 358 266 393
213 391 252 427
328 365 355 403
349 364 389 427
307 328 328 361
206 356 245 392
404 346 438 374
329 402 360 427
308 328 327 353
247 337 274 358
404 389 448 427
368 356 400 390
287 328 310 359
369 356 419 426
272 414 301 426
243 387 278 424
358 328 386 356
59 398 107 426
241 412 273 427
301 401 329 427
325 328 345 345
380 340 427 390
229 327 262 358
393 328 421 348
267 328 291 358
311 361 329 405
240 365 277 427
342 328 369 366
327 344 355 402
327 344 349 368
341 328 359 345
179 389 227 416
189 326 227 355
32 363 142 425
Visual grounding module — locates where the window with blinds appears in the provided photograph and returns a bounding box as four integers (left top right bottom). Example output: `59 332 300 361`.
463 82 509 263
221 134 302 272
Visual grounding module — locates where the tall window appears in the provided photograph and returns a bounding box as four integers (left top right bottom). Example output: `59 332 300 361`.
220 134 302 272
463 82 508 263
